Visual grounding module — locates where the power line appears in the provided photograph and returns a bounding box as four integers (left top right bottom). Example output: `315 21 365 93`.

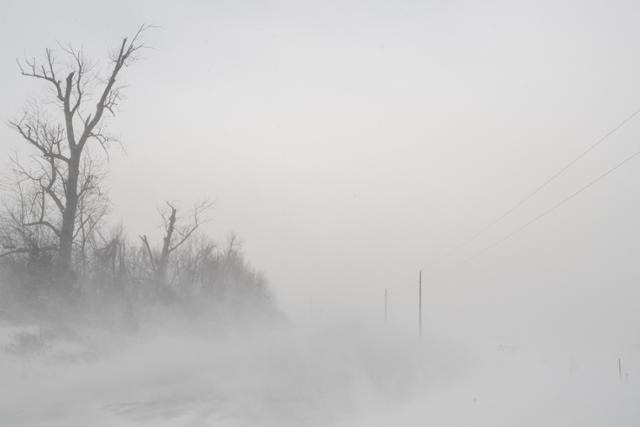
463 147 640 263
447 107 640 255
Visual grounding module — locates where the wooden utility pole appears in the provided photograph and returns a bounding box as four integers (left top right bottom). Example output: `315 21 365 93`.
619 357 623 381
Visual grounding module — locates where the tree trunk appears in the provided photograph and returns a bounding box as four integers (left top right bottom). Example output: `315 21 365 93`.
58 154 80 274
156 206 177 288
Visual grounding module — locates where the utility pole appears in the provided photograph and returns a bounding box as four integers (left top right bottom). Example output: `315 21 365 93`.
619 357 623 381
418 270 423 336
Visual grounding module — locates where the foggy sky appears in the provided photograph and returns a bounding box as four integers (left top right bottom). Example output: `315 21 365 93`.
2 0 640 349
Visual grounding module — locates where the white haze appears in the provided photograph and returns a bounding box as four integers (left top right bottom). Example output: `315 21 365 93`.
0 317 638 426
1 0 640 425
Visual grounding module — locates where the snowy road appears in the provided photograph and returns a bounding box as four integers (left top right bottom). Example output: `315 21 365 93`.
1 322 638 426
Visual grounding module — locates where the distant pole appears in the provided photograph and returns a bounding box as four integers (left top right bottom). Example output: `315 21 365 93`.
418 270 423 336
384 288 388 325
619 357 623 381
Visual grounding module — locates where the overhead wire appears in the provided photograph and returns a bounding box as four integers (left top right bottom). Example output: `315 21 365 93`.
445 107 640 256
462 147 640 263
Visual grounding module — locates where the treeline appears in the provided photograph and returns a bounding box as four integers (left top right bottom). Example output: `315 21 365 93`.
0 215 276 326
0 26 278 326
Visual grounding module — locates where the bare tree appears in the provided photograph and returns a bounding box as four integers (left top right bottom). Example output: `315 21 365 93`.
8 25 150 275
0 177 58 260
140 201 213 291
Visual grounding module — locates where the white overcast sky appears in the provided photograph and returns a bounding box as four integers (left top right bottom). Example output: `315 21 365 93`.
2 0 640 348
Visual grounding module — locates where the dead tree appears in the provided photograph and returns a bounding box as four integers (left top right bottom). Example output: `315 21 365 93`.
0 178 58 261
8 25 150 275
140 201 213 292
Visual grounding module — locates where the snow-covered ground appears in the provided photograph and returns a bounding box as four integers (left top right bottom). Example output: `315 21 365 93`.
346 343 640 427
0 320 638 426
